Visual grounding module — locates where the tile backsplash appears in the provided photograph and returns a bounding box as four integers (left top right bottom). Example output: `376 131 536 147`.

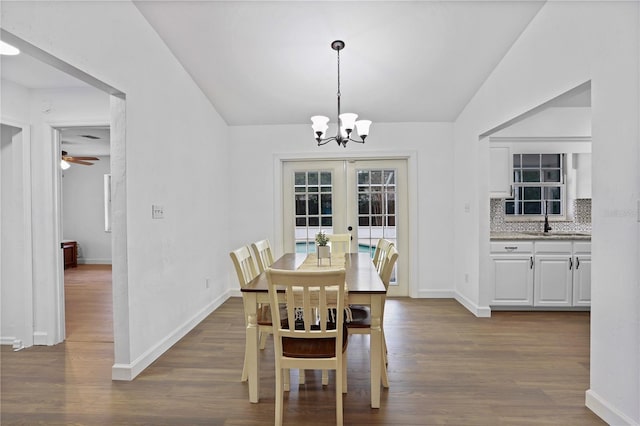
491 199 592 233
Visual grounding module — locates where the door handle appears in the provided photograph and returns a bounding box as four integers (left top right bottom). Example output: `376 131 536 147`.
530 256 533 269
569 258 573 270
347 226 353 240
576 257 580 270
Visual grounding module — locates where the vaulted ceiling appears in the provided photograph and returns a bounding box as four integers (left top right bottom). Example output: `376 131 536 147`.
1 1 549 128
132 1 546 125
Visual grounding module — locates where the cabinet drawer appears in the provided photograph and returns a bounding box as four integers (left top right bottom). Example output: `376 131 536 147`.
534 241 572 254
573 242 591 254
490 241 533 254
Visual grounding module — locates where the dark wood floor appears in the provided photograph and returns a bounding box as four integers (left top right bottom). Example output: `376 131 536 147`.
1 266 604 425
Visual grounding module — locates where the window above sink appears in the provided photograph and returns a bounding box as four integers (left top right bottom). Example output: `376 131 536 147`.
505 153 566 219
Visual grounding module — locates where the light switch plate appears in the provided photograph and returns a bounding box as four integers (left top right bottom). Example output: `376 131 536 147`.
152 204 164 219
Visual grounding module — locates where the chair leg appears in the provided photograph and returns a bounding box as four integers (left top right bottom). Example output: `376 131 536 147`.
284 368 290 392
322 369 329 386
241 347 249 382
259 330 267 350
342 350 348 393
275 366 284 426
336 361 344 426
299 369 305 385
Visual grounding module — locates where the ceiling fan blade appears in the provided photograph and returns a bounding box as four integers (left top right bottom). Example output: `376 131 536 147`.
67 159 95 166
68 156 100 161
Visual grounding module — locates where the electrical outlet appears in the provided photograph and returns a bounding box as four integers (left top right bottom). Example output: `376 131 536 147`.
152 205 164 219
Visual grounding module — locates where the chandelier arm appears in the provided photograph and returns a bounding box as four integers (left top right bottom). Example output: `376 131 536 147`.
347 135 366 144
316 136 338 146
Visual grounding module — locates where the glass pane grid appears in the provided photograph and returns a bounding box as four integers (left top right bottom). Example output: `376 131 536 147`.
507 154 565 217
295 171 333 253
356 168 398 285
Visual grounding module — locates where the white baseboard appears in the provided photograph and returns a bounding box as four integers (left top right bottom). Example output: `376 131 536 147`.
78 258 112 265
0 336 22 349
111 290 233 381
454 292 492 318
33 331 49 345
586 389 639 425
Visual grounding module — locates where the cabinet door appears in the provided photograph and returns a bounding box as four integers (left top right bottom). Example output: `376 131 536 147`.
534 255 572 307
489 146 512 198
490 255 533 306
572 255 591 306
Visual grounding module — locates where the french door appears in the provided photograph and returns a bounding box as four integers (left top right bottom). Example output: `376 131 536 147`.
283 159 408 296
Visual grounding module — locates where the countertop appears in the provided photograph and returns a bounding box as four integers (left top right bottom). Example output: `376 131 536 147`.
490 231 591 241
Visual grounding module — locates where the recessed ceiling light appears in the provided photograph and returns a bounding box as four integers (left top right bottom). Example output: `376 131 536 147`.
0 40 20 56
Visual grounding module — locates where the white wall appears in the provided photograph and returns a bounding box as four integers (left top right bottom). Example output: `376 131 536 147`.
62 156 111 264
1 123 27 348
492 107 591 138
229 122 455 298
2 1 231 380
453 2 639 424
1 80 32 348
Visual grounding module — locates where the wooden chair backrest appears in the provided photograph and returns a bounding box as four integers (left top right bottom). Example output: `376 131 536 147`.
251 239 274 273
325 233 351 254
372 238 394 269
378 245 399 289
266 268 346 346
229 245 259 288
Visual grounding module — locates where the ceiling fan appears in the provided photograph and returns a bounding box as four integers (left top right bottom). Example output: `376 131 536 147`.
60 150 99 169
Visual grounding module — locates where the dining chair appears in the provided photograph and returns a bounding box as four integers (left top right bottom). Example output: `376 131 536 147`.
346 244 399 388
266 267 348 426
251 239 274 273
230 245 274 381
325 233 351 255
372 238 394 271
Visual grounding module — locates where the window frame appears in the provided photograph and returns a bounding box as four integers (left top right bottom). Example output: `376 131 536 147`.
505 153 566 219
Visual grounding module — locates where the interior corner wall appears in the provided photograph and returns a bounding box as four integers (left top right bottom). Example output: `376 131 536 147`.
2 1 231 379
228 122 455 299
453 2 640 424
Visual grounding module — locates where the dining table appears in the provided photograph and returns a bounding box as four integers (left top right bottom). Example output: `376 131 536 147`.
241 251 387 408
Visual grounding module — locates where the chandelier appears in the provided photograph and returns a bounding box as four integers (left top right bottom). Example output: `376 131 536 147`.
311 40 371 147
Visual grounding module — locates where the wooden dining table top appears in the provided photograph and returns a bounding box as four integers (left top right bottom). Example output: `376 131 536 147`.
242 252 386 294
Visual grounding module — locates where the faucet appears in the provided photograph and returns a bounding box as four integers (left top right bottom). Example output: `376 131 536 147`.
543 201 552 233
544 213 552 233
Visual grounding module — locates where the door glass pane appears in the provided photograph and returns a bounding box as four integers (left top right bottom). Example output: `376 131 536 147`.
356 168 398 285
294 170 334 253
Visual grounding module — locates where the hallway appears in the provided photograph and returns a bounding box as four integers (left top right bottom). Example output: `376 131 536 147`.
64 264 113 343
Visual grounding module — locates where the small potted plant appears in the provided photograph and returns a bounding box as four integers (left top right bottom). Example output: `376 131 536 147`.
315 231 331 265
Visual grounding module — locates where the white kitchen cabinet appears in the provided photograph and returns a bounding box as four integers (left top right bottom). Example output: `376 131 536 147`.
572 242 592 306
489 146 512 198
490 242 534 306
534 242 573 307
490 240 591 309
